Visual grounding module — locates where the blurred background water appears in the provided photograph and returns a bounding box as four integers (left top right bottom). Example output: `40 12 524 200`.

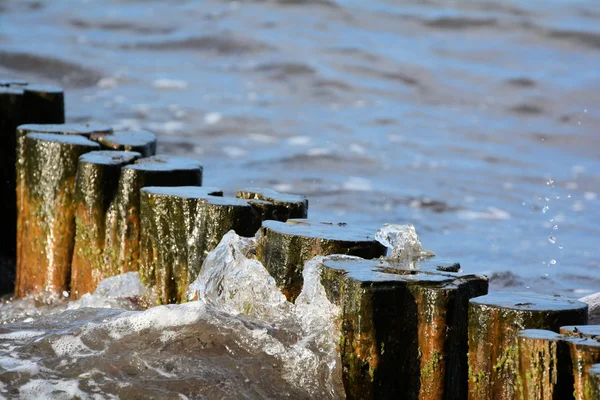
0 0 599 397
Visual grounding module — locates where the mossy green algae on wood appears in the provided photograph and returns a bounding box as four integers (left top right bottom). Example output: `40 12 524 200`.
319 257 488 400
588 364 600 400
516 329 574 400
16 133 100 298
71 151 141 299
90 130 157 157
468 292 588 400
563 333 600 400
15 123 113 286
139 186 230 304
104 155 203 276
256 219 387 302
236 187 308 221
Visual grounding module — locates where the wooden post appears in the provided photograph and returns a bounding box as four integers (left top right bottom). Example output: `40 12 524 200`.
319 256 488 399
468 292 588 400
22 85 65 124
90 130 157 157
16 123 113 291
16 133 100 298
516 329 574 400
0 86 24 293
104 155 203 275
70 151 142 299
140 187 261 304
236 187 308 221
0 79 28 87
256 219 387 302
588 364 600 400
560 326 600 400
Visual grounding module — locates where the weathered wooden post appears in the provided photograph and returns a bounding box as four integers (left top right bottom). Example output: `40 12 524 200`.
588 364 600 399
318 256 488 399
0 79 28 87
256 219 387 302
140 187 253 304
16 133 100 298
139 188 274 304
468 292 588 400
15 123 113 286
104 155 203 275
236 187 308 221
0 86 25 293
516 329 574 400
22 85 65 124
560 326 600 400
90 130 157 157
70 151 142 299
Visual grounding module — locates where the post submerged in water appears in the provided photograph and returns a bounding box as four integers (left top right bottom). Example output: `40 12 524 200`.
468 292 588 400
516 329 574 400
70 150 142 299
103 155 203 276
16 133 100 298
256 219 387 302
318 256 488 399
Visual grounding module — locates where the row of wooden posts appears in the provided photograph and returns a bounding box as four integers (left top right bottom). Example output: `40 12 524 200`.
1 79 600 399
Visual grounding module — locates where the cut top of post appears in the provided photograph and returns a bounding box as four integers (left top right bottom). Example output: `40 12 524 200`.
561 325 600 339
469 291 589 312
90 130 157 155
237 187 308 208
0 79 28 86
125 155 202 172
322 256 471 285
262 219 379 243
26 132 102 147
23 84 63 95
80 150 141 166
0 87 24 96
141 186 223 198
518 328 564 341
17 123 113 137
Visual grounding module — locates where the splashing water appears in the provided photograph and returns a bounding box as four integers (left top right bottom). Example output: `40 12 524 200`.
375 223 435 263
0 231 345 398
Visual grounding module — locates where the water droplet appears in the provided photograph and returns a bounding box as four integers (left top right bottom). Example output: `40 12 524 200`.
550 259 557 265
542 205 549 213
526 285 531 289
546 178 554 185
556 195 560 200
545 197 550 202
548 236 556 244
553 225 558 230
567 194 572 198
559 246 563 249
521 202 526 206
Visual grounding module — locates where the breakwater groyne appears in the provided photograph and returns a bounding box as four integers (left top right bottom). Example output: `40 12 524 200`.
1 79 599 399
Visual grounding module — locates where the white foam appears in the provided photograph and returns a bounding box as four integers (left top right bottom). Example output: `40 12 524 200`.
204 112 222 125
342 176 372 192
19 379 89 400
68 272 151 311
0 357 41 375
0 330 46 340
288 136 311 146
222 146 247 158
457 207 510 221
50 335 93 357
153 78 188 90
